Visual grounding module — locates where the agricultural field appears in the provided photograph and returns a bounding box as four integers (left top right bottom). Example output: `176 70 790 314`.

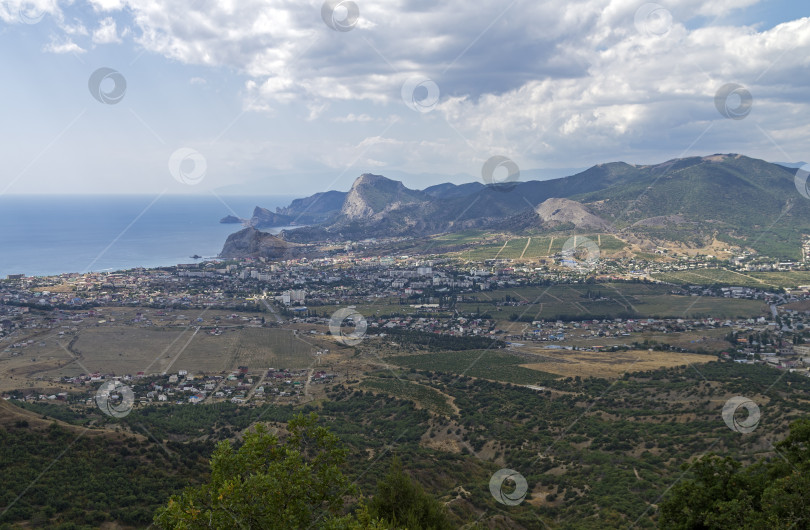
653 268 810 289
516 347 716 379
430 230 491 245
447 233 627 261
316 281 768 325
458 283 768 321
387 349 557 385
0 318 326 390
552 327 733 353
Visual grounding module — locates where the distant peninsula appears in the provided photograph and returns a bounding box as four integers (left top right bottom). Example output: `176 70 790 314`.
220 215 244 224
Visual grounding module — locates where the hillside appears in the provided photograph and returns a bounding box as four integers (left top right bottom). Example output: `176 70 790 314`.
219 227 303 259
233 154 807 258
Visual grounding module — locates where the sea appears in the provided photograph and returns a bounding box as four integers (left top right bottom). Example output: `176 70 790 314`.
0 194 297 278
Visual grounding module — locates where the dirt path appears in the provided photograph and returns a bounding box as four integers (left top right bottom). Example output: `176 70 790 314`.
520 237 531 259
304 368 314 398
494 239 510 259
246 369 269 401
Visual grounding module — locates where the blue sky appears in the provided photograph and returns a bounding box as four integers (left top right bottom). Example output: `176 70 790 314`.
0 0 808 196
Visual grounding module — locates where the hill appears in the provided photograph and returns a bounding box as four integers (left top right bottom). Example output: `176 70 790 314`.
219 227 303 259
232 154 808 258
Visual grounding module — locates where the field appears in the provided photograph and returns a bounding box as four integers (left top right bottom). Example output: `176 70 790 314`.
457 283 768 320
360 376 455 415
551 327 733 353
310 282 768 327
0 320 325 390
517 347 716 378
67 326 320 376
445 233 627 261
387 349 557 385
653 268 810 289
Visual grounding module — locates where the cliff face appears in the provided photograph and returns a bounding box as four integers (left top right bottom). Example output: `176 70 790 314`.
275 190 347 218
250 207 293 228
339 173 429 221
219 227 299 259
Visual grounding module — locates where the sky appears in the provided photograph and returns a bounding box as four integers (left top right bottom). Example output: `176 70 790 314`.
0 0 808 196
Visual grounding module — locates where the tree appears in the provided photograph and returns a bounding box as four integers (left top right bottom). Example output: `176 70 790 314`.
368 457 453 530
658 419 810 529
153 413 391 529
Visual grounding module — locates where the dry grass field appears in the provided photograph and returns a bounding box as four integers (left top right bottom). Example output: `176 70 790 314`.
66 326 323 376
519 347 715 378
0 321 332 392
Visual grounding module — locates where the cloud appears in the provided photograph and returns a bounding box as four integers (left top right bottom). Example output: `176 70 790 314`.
92 17 121 44
0 1 57 24
332 113 375 122
43 37 86 54
435 15 810 165
88 0 125 11
11 0 810 180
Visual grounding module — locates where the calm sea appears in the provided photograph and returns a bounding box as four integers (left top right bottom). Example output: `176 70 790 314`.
0 195 296 278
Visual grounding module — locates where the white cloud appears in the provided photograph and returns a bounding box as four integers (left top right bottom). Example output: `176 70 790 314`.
43 37 86 54
0 0 58 24
333 113 375 122
14 0 810 178
92 17 121 44
435 15 810 166
88 0 125 11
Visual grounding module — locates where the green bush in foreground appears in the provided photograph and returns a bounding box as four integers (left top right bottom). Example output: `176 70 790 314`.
659 419 810 529
369 457 453 530
153 412 391 529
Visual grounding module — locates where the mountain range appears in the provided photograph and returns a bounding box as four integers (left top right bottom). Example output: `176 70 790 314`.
221 154 810 260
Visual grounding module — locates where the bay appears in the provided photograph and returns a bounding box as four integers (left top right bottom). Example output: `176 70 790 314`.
0 194 296 278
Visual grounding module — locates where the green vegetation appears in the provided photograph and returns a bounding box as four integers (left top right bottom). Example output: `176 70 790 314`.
154 413 388 529
369 457 453 529
7 360 810 529
659 419 810 529
382 327 504 351
153 413 455 530
388 349 556 385
653 269 810 289
0 422 210 528
457 233 626 260
360 376 454 416
653 269 773 288
457 283 767 320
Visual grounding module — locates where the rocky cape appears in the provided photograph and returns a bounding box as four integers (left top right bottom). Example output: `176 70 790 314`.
219 227 303 259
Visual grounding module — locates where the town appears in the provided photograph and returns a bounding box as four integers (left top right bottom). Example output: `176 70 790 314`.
5 238 810 410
